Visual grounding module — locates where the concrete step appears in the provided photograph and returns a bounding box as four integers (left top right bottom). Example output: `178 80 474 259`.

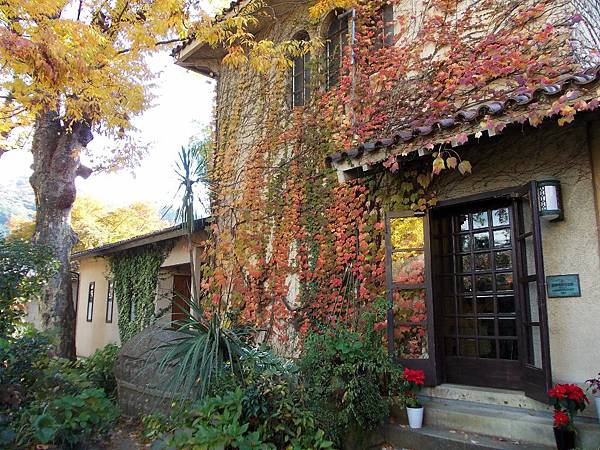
416 396 600 449
421 383 599 419
421 383 550 412
378 424 554 450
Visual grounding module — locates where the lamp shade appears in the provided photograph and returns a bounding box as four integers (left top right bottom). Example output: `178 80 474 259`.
537 178 563 222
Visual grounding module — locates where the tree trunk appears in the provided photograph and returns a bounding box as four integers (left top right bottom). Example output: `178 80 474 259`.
30 112 93 359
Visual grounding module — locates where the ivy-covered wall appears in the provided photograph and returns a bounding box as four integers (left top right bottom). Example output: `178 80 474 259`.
110 242 173 343
185 0 600 352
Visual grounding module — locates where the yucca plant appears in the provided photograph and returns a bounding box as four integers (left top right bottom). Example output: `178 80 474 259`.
156 296 248 402
154 137 251 403
170 141 209 303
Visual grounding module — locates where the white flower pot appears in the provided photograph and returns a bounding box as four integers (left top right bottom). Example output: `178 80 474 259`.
406 406 424 429
594 396 600 424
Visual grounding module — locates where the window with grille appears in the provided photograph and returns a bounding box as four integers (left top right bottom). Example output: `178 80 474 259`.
325 11 349 90
379 3 395 47
86 282 95 322
291 31 311 107
106 280 114 323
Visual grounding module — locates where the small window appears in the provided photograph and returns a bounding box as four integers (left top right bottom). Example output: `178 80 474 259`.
325 10 349 89
381 3 395 46
129 301 136 322
106 280 114 323
86 282 95 322
291 31 311 107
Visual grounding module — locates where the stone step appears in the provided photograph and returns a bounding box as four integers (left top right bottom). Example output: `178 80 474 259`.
421 383 599 419
417 396 600 449
420 383 550 412
378 424 554 450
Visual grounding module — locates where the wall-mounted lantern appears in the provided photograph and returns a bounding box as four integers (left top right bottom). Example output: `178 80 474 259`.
537 178 564 222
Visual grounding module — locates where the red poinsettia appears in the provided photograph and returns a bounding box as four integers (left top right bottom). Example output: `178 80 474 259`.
548 383 589 431
548 384 589 406
553 410 570 428
401 368 426 408
404 368 425 386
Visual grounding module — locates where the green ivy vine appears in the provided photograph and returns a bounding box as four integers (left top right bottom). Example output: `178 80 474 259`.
109 242 173 343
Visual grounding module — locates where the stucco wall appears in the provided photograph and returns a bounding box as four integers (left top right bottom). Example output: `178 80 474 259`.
75 257 120 357
162 237 193 267
433 119 600 385
75 234 204 357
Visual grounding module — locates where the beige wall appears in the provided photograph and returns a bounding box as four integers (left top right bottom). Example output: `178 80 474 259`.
75 234 204 357
433 120 600 386
75 257 120 358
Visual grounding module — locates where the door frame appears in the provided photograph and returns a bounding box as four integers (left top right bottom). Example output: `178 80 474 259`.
416 183 552 398
429 198 523 390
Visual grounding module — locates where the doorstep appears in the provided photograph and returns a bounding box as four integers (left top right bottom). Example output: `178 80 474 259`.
387 391 600 449
375 424 554 450
420 384 550 412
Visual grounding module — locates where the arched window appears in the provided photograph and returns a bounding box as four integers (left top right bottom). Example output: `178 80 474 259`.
325 10 349 90
291 31 311 107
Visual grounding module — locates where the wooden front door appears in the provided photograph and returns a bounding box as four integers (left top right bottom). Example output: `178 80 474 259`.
172 274 191 326
433 201 523 389
429 183 553 398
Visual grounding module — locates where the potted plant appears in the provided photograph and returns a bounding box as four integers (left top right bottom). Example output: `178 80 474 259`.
548 383 589 450
585 372 600 424
401 368 425 429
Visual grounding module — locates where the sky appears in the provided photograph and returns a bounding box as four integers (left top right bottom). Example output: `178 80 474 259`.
0 51 215 218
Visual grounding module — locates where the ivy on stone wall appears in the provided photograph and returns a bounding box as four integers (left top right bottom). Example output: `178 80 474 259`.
109 242 173 343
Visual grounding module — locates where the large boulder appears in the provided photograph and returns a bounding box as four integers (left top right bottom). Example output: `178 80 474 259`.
113 325 183 417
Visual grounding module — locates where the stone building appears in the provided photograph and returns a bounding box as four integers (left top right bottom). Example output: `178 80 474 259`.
174 0 600 446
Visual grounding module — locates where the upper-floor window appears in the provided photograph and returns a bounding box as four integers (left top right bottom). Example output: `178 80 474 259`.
291 31 311 107
86 282 95 322
381 3 395 47
326 10 349 89
105 280 114 323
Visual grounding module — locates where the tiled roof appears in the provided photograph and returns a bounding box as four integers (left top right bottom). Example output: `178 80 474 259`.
71 218 210 260
325 65 600 168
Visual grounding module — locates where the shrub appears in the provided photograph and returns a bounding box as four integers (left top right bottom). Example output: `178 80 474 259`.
147 348 333 450
19 388 118 448
82 343 120 398
29 357 92 401
0 331 119 449
237 349 331 449
298 303 403 446
152 388 271 450
0 238 57 337
0 329 52 391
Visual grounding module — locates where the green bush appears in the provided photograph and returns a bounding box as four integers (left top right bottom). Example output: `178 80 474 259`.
0 329 52 390
0 238 57 337
298 303 403 446
82 343 120 398
151 388 271 450
19 388 118 448
146 348 333 450
0 331 119 449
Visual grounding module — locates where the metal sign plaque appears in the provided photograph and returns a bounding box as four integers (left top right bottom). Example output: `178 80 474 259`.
546 274 581 298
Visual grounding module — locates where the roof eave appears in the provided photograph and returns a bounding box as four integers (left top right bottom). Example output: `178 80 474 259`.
72 218 211 260
327 65 600 181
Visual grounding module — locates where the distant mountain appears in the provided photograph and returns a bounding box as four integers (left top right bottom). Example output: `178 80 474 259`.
0 176 35 237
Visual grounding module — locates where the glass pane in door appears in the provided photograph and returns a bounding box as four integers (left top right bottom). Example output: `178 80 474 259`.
441 205 519 361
